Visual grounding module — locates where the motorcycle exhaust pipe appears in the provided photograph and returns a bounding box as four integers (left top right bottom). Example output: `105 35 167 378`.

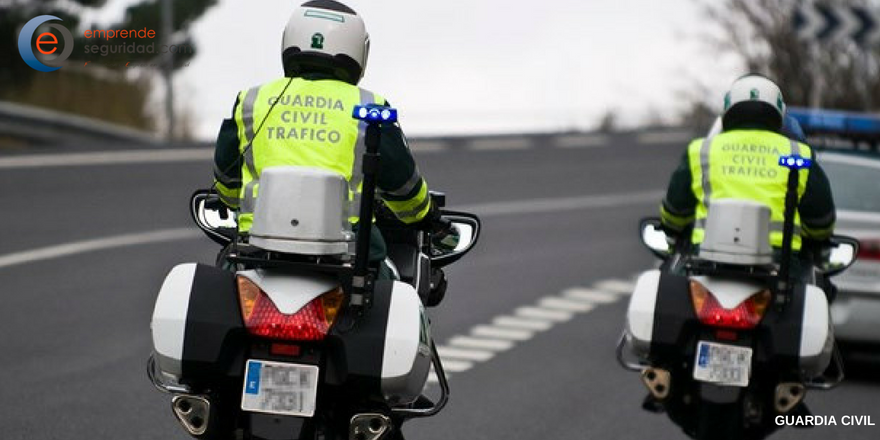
640 367 671 400
350 413 392 440
774 383 806 414
171 395 211 436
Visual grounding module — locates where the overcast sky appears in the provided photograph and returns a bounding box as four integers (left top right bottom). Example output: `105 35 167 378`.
85 0 744 140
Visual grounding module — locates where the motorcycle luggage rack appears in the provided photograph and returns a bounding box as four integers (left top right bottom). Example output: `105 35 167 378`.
147 354 193 395
684 258 778 282
227 252 355 277
804 344 846 390
615 333 651 372
391 340 450 419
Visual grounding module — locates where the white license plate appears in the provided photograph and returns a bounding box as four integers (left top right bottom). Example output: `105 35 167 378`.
241 359 319 417
693 341 752 387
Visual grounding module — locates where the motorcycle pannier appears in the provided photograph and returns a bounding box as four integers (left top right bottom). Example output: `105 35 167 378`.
249 166 354 256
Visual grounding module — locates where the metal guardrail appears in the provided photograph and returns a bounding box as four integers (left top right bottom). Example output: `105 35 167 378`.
0 101 159 146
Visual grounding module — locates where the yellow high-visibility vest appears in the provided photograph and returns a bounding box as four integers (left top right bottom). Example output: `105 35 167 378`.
687 130 811 250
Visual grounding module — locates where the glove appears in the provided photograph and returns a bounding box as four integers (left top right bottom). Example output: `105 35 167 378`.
204 193 230 220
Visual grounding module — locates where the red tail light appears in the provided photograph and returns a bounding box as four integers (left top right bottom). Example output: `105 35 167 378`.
857 239 880 261
689 281 771 330
237 276 345 341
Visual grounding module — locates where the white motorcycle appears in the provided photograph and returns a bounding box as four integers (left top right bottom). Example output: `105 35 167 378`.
618 154 858 440
147 106 481 440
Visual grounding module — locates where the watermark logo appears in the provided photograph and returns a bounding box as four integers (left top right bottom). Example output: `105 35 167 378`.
18 15 74 72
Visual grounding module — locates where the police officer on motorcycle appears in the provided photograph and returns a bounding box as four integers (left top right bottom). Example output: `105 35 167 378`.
211 0 458 278
659 74 837 297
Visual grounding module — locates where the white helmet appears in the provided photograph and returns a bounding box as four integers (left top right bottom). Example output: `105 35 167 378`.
281 0 370 84
721 74 786 131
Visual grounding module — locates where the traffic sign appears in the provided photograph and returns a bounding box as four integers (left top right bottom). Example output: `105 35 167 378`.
793 3 880 47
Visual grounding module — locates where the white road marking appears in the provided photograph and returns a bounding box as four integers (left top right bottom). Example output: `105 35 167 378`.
554 134 610 148
457 190 664 217
492 316 554 331
636 130 693 145
0 228 200 269
562 288 620 304
593 279 636 295
437 346 495 362
436 359 474 373
0 148 212 169
448 336 515 351
515 306 574 322
468 138 532 151
538 297 596 312
471 325 534 341
434 277 635 380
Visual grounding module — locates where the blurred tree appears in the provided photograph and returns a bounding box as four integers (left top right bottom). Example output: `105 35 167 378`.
597 109 619 133
682 0 880 128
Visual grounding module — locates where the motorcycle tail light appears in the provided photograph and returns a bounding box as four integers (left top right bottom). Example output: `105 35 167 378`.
237 276 345 341
857 238 880 261
690 281 771 330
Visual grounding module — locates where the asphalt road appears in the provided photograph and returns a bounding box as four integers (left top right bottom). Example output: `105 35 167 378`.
1 131 878 440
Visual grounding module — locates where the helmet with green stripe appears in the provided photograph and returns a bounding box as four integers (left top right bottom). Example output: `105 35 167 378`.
282 0 370 85
722 74 786 132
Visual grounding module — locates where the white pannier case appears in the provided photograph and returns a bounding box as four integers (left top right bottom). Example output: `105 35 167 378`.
249 166 354 256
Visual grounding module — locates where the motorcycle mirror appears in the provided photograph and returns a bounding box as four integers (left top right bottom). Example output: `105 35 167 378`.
431 212 481 268
640 218 671 259
190 190 238 246
821 235 859 277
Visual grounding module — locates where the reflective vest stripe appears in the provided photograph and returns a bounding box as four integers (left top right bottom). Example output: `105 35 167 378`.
384 182 431 223
240 85 261 214
698 135 714 213
383 168 423 197
213 163 241 186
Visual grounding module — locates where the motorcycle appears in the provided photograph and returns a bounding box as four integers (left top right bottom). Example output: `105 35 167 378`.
617 154 859 440
147 106 481 440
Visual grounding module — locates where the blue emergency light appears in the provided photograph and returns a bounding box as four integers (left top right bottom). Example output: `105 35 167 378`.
788 107 880 138
778 155 812 170
352 105 397 123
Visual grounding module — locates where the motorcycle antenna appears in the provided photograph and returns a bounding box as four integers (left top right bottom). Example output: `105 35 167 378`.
349 105 398 309
776 152 811 306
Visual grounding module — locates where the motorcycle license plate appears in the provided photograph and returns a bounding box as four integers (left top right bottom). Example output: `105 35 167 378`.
241 360 319 417
693 341 752 387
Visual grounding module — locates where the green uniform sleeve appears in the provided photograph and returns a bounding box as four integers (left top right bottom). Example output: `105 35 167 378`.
799 160 836 240
213 97 243 208
376 122 431 224
660 148 698 233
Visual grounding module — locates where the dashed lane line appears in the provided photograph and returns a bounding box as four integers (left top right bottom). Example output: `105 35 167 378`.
515 306 574 322
492 316 554 331
431 277 637 382
562 288 621 303
593 279 639 294
471 325 534 341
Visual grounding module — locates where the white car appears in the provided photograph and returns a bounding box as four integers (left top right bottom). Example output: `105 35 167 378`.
820 151 880 346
